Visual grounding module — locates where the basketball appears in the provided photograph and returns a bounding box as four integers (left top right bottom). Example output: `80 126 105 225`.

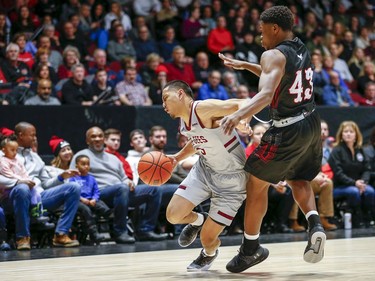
138 151 173 186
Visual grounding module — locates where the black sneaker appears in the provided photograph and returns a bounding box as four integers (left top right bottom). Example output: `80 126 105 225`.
226 245 269 273
187 249 218 271
303 224 326 263
178 212 208 247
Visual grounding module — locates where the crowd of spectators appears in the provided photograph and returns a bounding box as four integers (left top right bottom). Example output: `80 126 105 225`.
0 0 375 250
0 0 374 106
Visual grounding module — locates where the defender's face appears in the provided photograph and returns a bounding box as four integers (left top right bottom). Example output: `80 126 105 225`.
259 22 275 50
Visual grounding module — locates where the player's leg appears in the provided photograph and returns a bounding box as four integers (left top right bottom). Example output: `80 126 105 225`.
186 218 225 271
226 174 270 273
288 179 326 263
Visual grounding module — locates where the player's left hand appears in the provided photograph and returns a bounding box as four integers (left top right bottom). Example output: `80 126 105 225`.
166 154 178 169
220 113 242 135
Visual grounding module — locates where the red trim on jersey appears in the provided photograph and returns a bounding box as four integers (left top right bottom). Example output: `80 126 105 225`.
217 210 234 220
254 143 278 163
271 83 281 108
194 102 205 128
179 185 187 190
224 136 237 148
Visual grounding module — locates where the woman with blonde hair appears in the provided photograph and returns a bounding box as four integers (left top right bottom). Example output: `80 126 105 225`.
328 121 375 228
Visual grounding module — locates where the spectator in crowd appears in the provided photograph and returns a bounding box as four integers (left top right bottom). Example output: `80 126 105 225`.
104 128 133 180
357 82 375 106
61 63 94 106
155 0 179 39
193 51 212 87
12 32 34 69
311 51 328 104
149 65 168 105
157 25 179 62
11 5 39 37
364 34 375 61
222 71 240 99
329 42 354 84
357 61 375 96
245 123 269 158
322 71 355 107
328 121 375 228
60 21 88 62
77 3 93 37
69 155 109 243
107 24 136 62
88 48 121 88
236 84 253 99
60 0 81 23
139 53 162 87
355 26 370 50
207 15 235 62
126 129 150 186
24 78 61 106
104 1 132 32
230 16 249 46
57 45 82 80
42 24 61 51
133 0 161 36
306 29 329 56
0 206 11 251
116 67 152 106
71 126 167 242
0 12 11 57
0 122 81 250
37 35 63 73
132 25 159 62
89 3 107 50
91 69 121 106
364 127 375 187
128 15 148 41
339 30 355 62
181 6 206 57
166 45 198 89
197 70 229 100
47 135 74 173
348 47 366 81
32 48 58 83
31 62 58 97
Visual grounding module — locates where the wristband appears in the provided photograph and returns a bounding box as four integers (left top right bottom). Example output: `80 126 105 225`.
58 175 64 182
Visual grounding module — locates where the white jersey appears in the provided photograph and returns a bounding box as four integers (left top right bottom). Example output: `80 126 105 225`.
180 101 246 173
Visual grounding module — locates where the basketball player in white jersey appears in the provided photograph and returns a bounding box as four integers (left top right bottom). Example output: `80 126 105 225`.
162 79 249 271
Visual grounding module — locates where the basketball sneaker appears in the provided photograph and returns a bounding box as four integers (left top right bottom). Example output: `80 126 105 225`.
178 212 208 247
303 224 326 263
226 245 269 273
187 249 218 271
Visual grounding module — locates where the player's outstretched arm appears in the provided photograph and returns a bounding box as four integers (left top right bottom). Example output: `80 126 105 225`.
218 53 262 77
220 49 286 135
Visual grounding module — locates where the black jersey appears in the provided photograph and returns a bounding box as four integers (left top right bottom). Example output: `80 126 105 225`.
270 37 315 120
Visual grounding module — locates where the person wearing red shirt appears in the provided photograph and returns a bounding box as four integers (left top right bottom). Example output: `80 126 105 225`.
104 128 133 180
207 15 234 55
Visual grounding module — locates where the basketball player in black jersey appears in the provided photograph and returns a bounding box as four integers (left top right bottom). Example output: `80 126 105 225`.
219 6 326 273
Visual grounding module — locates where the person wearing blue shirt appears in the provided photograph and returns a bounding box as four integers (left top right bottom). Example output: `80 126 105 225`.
69 155 111 243
322 71 355 106
197 70 229 100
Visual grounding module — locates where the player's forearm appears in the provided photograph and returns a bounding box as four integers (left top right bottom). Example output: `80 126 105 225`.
236 91 272 120
241 62 262 77
174 141 196 162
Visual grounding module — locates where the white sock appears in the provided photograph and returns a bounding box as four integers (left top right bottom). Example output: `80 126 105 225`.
244 232 259 240
203 249 216 257
305 210 319 220
191 213 204 226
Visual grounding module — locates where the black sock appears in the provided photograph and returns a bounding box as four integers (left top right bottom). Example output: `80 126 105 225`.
243 237 259 255
307 214 321 228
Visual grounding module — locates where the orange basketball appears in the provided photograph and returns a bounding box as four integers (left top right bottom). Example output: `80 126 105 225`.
138 151 173 186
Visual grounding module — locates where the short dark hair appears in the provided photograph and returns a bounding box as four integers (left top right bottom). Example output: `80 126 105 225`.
76 154 89 164
163 80 194 99
129 129 145 140
149 125 166 137
260 6 294 31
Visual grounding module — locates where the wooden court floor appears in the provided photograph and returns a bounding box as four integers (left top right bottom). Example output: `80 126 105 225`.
1 237 374 281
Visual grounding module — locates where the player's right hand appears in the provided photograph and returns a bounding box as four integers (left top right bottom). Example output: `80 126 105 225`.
218 53 244 70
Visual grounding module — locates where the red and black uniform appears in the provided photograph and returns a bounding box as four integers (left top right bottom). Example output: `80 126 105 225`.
245 37 322 183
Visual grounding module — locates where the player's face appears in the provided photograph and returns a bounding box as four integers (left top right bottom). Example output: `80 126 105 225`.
86 128 105 152
259 22 276 50
162 89 179 119
2 141 18 159
105 134 121 151
59 146 73 163
76 157 90 176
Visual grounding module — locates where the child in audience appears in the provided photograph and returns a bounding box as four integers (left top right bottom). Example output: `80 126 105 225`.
69 155 111 243
0 136 53 228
